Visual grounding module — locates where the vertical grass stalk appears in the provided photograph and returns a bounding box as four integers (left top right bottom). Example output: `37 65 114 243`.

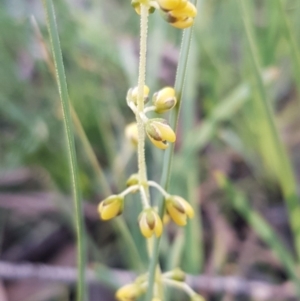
276 0 300 101
236 0 300 262
136 5 149 192
43 1 87 300
145 2 197 298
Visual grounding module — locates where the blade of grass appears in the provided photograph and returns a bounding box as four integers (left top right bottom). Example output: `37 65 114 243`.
145 2 197 298
215 171 300 297
181 68 278 156
181 39 203 274
32 15 144 271
276 0 300 102
43 1 87 300
70 91 144 270
236 0 300 262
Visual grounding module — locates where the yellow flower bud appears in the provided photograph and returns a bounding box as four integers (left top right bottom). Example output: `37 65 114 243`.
163 213 170 224
98 195 124 220
157 0 186 11
131 0 156 15
126 173 139 193
139 208 163 238
126 173 139 187
125 122 138 147
127 85 150 105
115 283 144 301
169 268 186 281
171 17 194 29
145 118 176 150
175 0 189 10
165 195 194 226
152 87 177 113
161 1 197 29
169 2 197 18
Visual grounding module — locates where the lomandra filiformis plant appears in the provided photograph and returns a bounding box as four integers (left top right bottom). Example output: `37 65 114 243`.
98 0 203 300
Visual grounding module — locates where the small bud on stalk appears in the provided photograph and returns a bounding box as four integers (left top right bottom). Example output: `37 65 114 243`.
139 208 163 238
165 195 194 226
98 195 124 220
145 118 176 149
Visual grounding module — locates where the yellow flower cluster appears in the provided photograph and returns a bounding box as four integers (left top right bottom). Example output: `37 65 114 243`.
126 86 177 150
98 191 194 235
157 0 197 29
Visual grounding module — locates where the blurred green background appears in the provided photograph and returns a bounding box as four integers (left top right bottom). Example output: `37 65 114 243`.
1 0 300 300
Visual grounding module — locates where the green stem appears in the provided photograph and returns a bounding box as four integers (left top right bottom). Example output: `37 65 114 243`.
43 1 87 300
277 0 300 102
237 0 300 263
145 5 196 299
136 4 149 190
147 181 170 198
163 279 197 298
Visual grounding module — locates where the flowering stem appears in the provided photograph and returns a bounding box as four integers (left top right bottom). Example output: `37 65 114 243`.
136 4 148 183
144 106 156 113
119 185 139 197
135 4 164 297
148 181 170 198
136 4 150 202
145 4 196 299
163 278 197 298
140 185 151 209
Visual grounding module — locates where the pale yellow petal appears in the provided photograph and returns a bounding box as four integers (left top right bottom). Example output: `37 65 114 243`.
157 0 181 10
99 201 121 220
183 200 194 218
155 123 176 142
153 87 176 113
166 203 187 226
139 214 153 238
147 135 169 149
173 196 195 218
170 2 197 18
154 214 163 237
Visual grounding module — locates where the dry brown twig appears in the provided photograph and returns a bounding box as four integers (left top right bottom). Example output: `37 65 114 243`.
0 261 296 301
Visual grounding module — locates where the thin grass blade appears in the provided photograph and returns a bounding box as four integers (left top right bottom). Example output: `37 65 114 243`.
215 172 300 297
43 1 87 300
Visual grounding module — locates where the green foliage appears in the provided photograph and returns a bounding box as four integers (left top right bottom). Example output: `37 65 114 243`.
1 0 300 300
